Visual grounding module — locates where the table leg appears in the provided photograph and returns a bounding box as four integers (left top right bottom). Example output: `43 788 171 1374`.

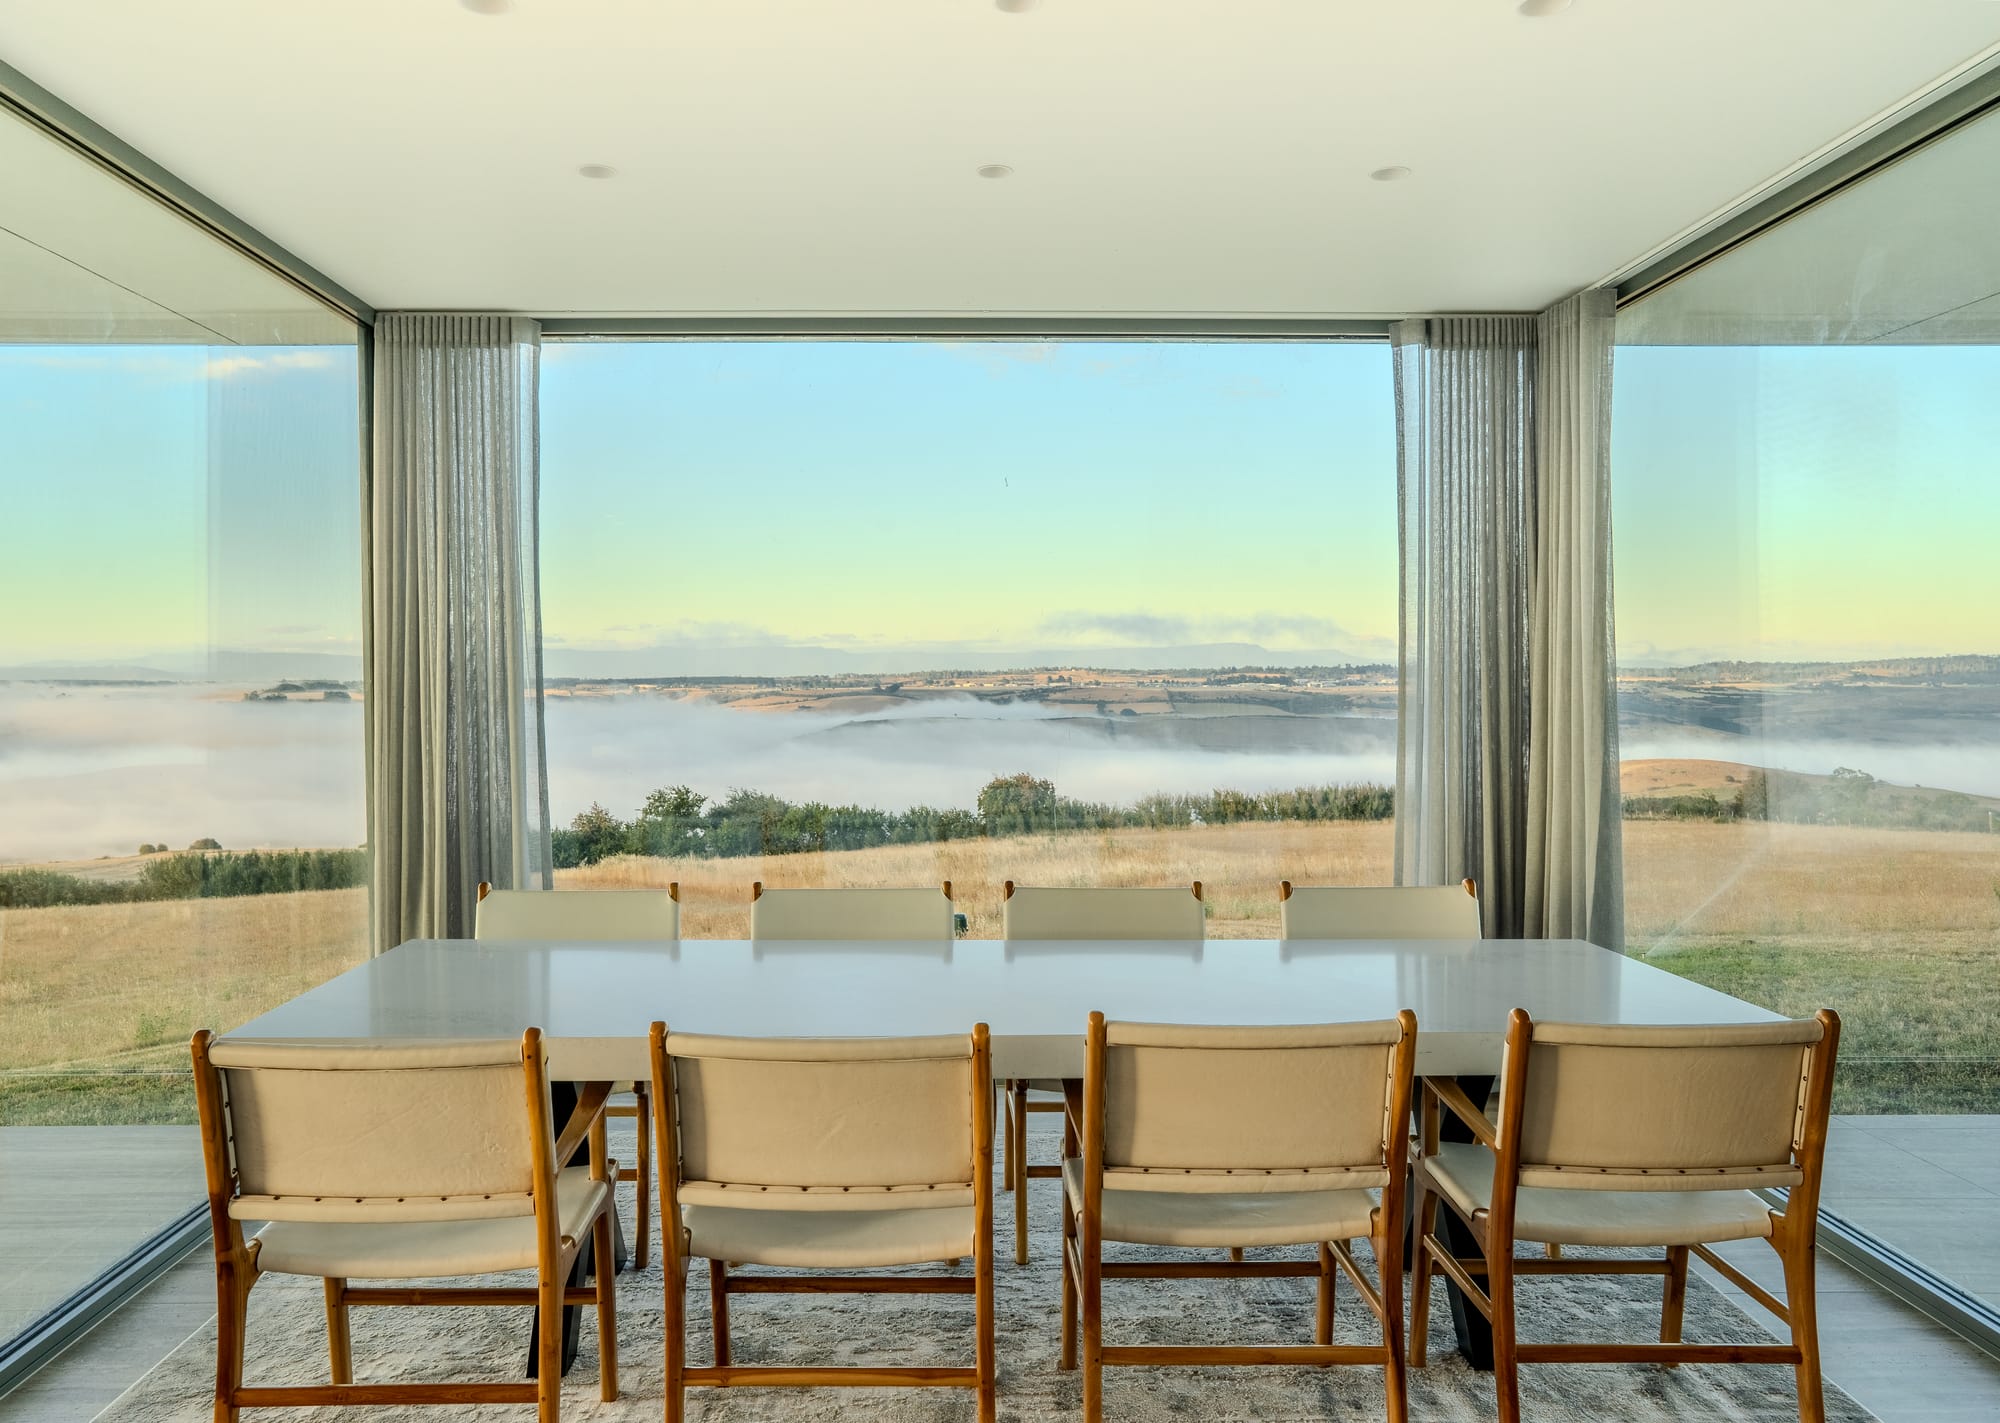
526 1225 592 1378
551 1081 630 1271
523 1081 626 1379
1413 1073 1495 1371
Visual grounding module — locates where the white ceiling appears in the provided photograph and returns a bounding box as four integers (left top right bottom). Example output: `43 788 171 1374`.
2 0 1998 319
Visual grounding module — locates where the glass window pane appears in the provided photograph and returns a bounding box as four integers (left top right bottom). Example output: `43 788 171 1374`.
540 340 1397 938
1615 106 2000 1311
0 108 365 1344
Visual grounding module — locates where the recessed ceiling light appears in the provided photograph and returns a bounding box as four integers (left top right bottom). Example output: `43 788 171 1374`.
977 163 1014 180
1517 0 1573 15
460 0 512 15
995 0 1040 11
577 164 618 180
1370 166 1413 182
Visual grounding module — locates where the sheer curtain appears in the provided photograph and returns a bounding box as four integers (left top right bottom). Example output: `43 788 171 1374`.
366 314 550 948
1528 290 1624 947
1391 317 1536 937
1390 294 1623 946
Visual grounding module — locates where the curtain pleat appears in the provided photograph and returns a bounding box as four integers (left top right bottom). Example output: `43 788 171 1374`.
367 313 550 949
1528 290 1625 947
1391 296 1622 946
1391 316 1537 937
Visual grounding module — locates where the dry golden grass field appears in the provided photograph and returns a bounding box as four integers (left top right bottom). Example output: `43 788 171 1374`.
4 819 1996 1120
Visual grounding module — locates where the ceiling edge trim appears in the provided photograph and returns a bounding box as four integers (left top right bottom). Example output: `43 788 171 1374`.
0 56 376 328
1610 46 2000 310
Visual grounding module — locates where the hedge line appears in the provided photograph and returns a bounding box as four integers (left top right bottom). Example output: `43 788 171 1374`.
0 848 368 910
552 774 1397 868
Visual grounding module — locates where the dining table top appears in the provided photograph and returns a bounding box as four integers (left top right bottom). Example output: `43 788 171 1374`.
223 935 1781 1081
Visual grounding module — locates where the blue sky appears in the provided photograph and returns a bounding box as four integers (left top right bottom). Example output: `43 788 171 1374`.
538 340 1401 666
3 337 1995 671
0 345 361 667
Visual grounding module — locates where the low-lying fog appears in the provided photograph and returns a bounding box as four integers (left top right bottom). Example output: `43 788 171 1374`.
3 684 1995 864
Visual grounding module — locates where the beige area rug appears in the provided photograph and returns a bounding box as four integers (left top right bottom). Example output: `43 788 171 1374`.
103 1169 1870 1423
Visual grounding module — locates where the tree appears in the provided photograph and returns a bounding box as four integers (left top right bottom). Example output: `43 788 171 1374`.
1734 770 1770 821
188 837 223 851
978 773 1059 835
566 803 630 866
642 785 707 821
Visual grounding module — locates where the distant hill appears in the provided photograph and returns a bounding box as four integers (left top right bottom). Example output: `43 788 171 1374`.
0 649 363 684
1621 655 2000 685
1620 757 2000 831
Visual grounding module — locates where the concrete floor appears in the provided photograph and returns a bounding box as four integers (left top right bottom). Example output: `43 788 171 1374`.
4 1118 2000 1422
0 1128 204 1342
1822 1115 2000 1305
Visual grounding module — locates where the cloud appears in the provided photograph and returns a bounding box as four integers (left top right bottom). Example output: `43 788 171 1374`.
1038 612 1196 645
206 350 338 380
1036 611 1393 657
930 343 1061 378
0 347 342 382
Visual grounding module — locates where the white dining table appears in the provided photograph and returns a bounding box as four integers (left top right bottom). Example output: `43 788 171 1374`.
225 935 1779 1074
224 933 1782 1376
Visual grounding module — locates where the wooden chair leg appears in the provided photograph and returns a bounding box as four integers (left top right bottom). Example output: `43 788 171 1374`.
664 1258 687 1423
1489 1243 1522 1423
976 1216 997 1423
1001 1082 1017 1192
212 1264 248 1423
592 1209 620 1401
1409 1184 1437 1369
536 1252 563 1423
1782 1230 1827 1423
1061 1201 1079 1369
632 1085 652 1272
1661 1244 1690 1357
321 1276 351 1385
1378 1226 1409 1423
1316 1242 1335 1346
1012 1080 1030 1266
1229 1247 1245 1263
709 1258 732 1367
1081 1235 1104 1423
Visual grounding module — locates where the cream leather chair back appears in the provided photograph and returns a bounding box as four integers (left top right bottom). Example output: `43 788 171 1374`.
1508 1018 1828 1192
205 1038 536 1222
662 1032 979 1209
1002 883 1205 941
1278 880 1481 940
474 886 679 941
749 883 954 940
1099 1018 1412 1191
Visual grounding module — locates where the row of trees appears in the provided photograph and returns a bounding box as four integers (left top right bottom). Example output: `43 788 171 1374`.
0 848 369 910
552 773 1398 868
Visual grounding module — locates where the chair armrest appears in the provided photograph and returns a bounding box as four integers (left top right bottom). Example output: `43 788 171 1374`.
554 1081 613 1170
1423 1077 1498 1149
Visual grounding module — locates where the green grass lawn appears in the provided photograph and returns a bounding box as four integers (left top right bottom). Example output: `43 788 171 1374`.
1634 934 2000 1114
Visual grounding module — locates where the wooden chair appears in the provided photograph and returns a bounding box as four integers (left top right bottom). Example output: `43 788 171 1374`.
1066 1011 1418 1423
749 881 956 940
649 1023 996 1423
475 880 677 1269
998 881 1207 1266
1411 1009 1841 1423
190 1028 618 1422
1278 878 1481 939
